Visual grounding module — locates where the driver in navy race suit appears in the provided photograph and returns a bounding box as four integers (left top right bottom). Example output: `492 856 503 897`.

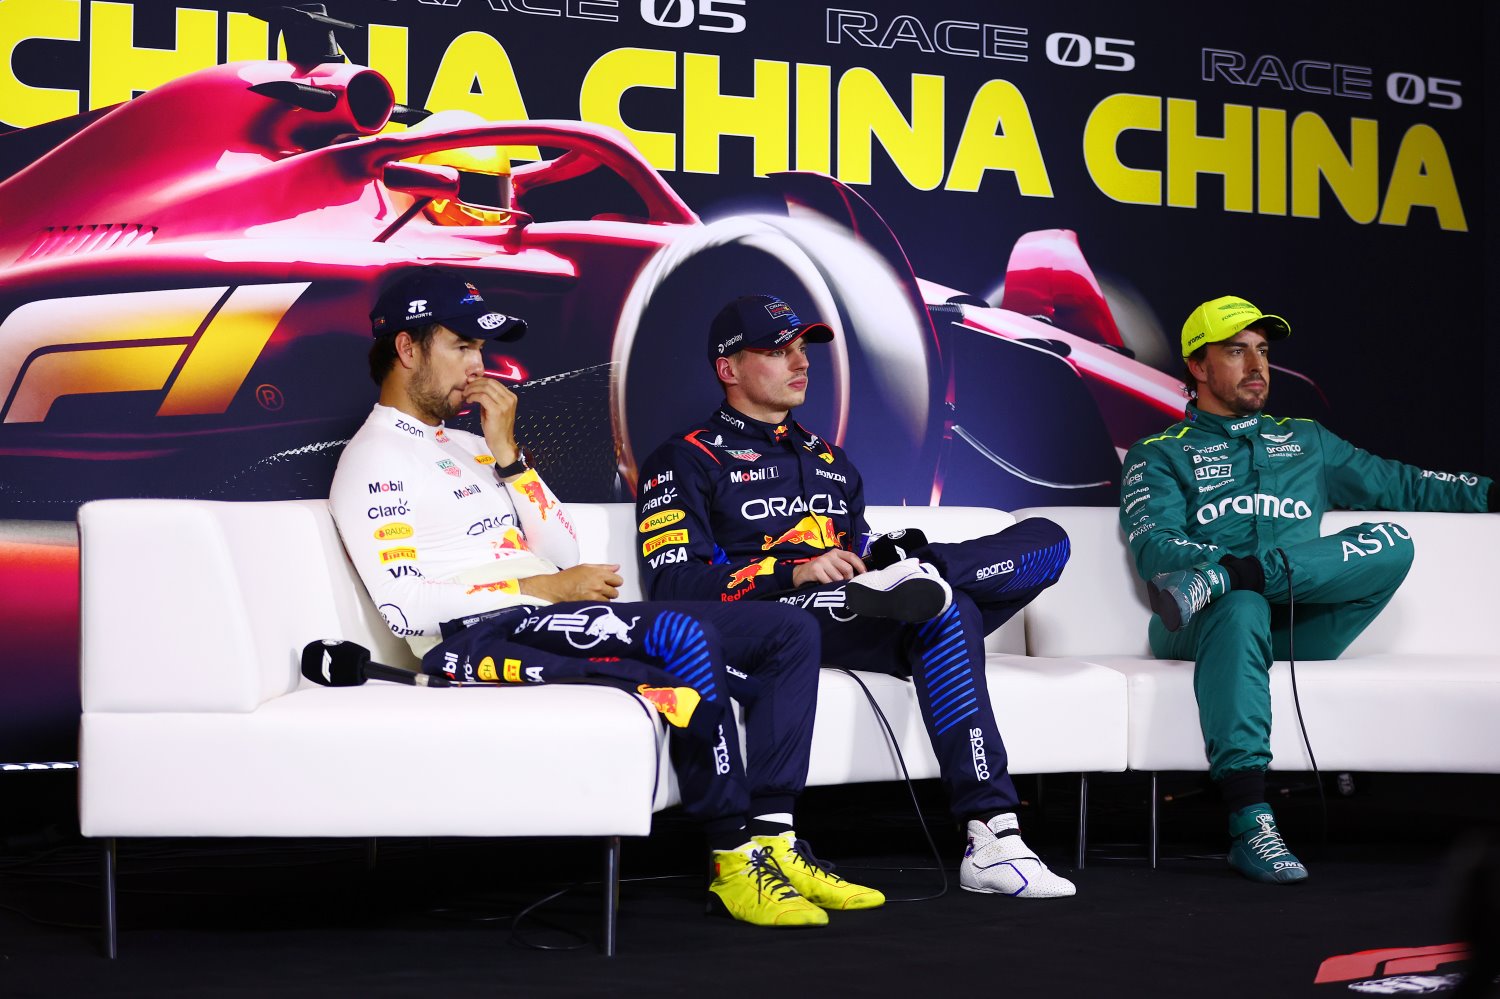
328 270 884 928
635 295 1078 898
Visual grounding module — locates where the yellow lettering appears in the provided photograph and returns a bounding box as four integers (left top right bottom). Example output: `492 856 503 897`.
1083 93 1161 206
89 2 217 109
683 54 788 177
367 23 409 124
1257 107 1287 215
224 11 270 63
1378 124 1466 232
1291 112 1379 224
0 0 81 127
579 46 677 170
794 62 831 174
837 68 944 190
944 78 1051 196
423 31 537 160
1166 98 1252 212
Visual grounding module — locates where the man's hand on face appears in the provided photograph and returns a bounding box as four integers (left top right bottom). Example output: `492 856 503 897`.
462 377 520 467
790 549 866 587
519 564 623 602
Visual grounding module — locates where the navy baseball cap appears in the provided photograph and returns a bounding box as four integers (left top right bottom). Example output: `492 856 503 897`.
707 294 833 363
370 269 527 342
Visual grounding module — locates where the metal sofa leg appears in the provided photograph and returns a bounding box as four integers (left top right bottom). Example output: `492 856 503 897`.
602 836 621 957
102 838 118 959
1150 772 1159 869
1076 774 1088 870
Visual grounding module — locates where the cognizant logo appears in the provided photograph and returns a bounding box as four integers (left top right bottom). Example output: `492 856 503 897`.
1196 493 1313 524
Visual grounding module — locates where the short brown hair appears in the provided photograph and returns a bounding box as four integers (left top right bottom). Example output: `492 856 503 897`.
367 323 441 385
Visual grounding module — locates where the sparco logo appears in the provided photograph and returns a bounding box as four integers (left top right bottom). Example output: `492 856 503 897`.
1196 493 1313 524
975 560 1014 580
712 725 732 775
729 467 779 484
969 728 991 781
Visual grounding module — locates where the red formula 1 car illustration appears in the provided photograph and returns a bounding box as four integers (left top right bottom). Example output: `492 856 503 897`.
0 6 1324 757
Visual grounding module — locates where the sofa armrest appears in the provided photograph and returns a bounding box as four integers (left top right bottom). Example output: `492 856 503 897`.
80 501 275 713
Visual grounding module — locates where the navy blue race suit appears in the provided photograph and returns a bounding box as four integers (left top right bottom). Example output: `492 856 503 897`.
635 404 1072 820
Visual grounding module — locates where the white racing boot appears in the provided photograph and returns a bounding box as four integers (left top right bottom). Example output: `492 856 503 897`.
959 813 1076 898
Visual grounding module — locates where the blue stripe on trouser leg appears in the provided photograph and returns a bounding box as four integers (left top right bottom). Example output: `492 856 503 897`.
906 590 1020 818
644 610 719 701
998 537 1070 593
917 517 1070 607
669 601 821 816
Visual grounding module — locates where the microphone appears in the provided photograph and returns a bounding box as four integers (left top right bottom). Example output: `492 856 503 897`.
861 528 930 570
301 640 451 687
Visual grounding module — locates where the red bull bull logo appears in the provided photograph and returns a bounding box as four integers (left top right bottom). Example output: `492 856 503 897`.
761 515 843 551
727 556 778 589
489 527 527 553
511 470 554 520
466 579 519 595
636 684 702 728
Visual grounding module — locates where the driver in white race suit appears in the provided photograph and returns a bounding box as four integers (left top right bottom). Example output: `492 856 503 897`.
328 269 882 928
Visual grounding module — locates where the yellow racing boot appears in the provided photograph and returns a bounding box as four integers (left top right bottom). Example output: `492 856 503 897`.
751 832 885 911
708 843 828 927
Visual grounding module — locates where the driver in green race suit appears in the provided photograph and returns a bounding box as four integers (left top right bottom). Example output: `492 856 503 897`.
1118 295 1496 885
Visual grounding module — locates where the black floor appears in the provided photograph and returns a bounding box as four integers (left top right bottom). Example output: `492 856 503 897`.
3 771 1497 998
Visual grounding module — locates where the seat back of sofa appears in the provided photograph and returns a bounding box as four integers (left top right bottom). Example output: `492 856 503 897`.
79 498 1025 715
1017 505 1500 658
1014 506 1151 658
1322 510 1499 656
577 503 1024 653
80 498 413 714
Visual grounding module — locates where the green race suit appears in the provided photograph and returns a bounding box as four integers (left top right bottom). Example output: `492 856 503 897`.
1119 404 1491 779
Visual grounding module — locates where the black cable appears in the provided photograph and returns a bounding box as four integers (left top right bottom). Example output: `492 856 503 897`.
1275 547 1329 847
834 668 949 902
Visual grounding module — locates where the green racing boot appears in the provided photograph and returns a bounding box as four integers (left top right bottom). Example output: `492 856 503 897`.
1148 562 1230 632
1227 804 1308 884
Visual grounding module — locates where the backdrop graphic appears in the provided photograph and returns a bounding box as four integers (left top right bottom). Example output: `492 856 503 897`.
0 0 1487 758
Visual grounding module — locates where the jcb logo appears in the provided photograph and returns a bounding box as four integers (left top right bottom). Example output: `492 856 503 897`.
0 283 309 424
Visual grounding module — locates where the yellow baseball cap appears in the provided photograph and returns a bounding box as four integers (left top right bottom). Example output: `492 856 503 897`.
1180 296 1291 357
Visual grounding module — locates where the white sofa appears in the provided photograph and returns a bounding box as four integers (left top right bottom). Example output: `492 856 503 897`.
1019 505 1500 862
78 499 1128 954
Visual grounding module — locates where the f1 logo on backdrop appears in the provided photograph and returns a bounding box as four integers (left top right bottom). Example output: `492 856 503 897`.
0 283 309 424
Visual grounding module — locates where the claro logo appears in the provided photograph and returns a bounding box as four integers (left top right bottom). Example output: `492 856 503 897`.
0 283 309 424
1196 493 1313 524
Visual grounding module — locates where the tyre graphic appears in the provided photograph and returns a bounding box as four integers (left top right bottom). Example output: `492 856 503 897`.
611 214 935 503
